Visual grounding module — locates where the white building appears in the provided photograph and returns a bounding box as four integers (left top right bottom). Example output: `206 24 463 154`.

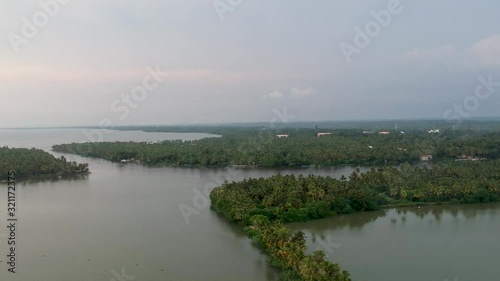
317 132 332 137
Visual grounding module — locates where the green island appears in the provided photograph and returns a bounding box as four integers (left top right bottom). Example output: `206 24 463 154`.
0 146 89 179
209 161 499 280
50 122 500 281
52 128 500 167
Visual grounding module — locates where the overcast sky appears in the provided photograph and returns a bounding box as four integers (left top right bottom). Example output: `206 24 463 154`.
1 0 499 128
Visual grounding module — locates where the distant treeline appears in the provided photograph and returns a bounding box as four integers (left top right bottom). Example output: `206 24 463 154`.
0 147 89 179
52 129 500 167
209 160 500 280
110 118 500 133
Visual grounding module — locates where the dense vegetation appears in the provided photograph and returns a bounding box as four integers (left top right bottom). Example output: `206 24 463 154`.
209 160 500 280
210 161 500 224
245 215 351 281
0 147 89 179
51 123 500 280
52 129 500 167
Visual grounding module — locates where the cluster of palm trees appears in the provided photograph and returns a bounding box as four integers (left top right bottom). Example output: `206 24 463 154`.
210 160 500 279
211 160 500 227
0 147 89 178
245 215 351 281
52 129 500 168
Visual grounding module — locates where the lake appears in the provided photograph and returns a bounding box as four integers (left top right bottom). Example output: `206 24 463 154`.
0 129 498 281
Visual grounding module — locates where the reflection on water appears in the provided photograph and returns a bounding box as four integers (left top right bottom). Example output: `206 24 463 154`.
293 204 500 234
1 129 498 281
0 173 89 185
17 173 90 184
290 203 500 281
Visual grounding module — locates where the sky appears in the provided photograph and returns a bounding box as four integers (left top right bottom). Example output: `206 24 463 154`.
1 0 499 128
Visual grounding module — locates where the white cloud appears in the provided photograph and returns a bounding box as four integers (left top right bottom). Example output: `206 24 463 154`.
290 87 315 99
402 34 500 68
469 34 500 67
262 90 284 99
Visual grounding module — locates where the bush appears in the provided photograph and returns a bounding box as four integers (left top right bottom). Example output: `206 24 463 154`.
341 205 354 214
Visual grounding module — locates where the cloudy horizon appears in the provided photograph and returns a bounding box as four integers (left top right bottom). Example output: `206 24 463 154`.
1 0 500 128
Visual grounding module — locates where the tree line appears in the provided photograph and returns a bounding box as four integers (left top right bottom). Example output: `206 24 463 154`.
245 215 351 281
52 129 500 168
0 147 89 179
210 161 500 224
209 160 500 280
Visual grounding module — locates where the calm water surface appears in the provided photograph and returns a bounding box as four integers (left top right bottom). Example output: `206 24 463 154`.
290 204 500 281
0 129 498 281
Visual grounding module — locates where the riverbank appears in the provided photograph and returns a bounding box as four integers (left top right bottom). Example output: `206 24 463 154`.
210 162 500 280
51 128 500 168
0 147 90 179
